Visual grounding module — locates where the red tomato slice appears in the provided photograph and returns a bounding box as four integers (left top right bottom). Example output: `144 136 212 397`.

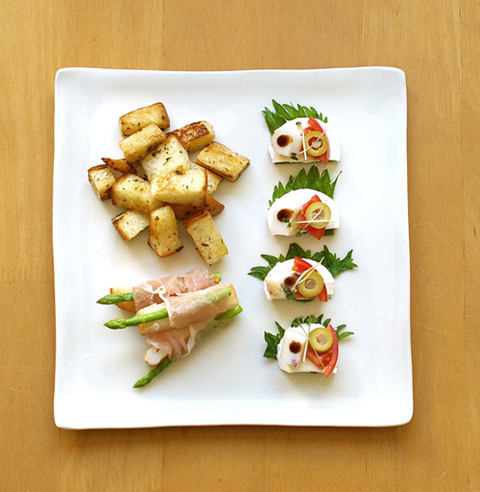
318 150 329 164
305 225 326 240
303 118 330 164
292 256 312 274
305 325 338 377
318 283 328 302
292 257 328 302
299 195 327 241
307 117 323 132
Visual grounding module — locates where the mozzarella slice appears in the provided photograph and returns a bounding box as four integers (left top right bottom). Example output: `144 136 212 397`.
277 327 308 369
263 258 335 301
267 188 339 237
271 124 303 157
268 118 341 164
277 323 337 374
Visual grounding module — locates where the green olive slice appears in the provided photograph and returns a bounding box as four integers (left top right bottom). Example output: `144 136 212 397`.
305 201 331 230
308 327 333 352
296 271 324 298
304 131 328 157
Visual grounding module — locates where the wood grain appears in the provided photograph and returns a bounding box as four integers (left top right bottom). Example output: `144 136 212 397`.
1 0 479 490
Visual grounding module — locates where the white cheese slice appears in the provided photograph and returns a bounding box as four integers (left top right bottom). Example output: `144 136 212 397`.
277 327 308 369
267 188 340 237
277 324 338 374
268 118 341 164
263 258 335 301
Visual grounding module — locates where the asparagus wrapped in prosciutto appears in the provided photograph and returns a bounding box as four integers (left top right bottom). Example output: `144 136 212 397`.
97 269 242 387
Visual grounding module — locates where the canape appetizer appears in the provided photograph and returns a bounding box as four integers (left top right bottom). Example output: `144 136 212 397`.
248 243 356 302
264 315 353 376
263 100 341 164
97 269 242 387
268 167 340 240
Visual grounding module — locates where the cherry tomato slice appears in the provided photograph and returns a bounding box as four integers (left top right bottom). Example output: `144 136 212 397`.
302 118 330 163
292 257 329 302
299 195 327 240
292 256 313 274
318 283 328 302
305 325 338 377
307 117 323 132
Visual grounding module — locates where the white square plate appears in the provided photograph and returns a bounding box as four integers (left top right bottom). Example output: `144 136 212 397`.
53 67 412 429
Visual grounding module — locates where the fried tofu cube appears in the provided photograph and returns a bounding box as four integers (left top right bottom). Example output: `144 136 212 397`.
88 164 116 201
119 123 166 163
148 206 184 258
101 157 137 174
184 211 228 265
111 209 149 242
151 168 207 207
189 161 223 194
140 135 190 182
109 286 135 312
168 194 225 221
196 142 249 182
111 173 163 214
119 103 170 136
167 121 215 153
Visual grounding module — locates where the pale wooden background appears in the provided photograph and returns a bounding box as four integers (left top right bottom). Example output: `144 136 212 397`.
1 0 479 490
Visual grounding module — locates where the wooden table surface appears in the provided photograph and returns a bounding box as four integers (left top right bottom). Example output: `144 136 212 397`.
2 0 479 490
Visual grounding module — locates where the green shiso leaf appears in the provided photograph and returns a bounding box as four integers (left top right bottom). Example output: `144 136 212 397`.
321 247 357 278
247 243 357 281
262 100 328 135
269 166 340 206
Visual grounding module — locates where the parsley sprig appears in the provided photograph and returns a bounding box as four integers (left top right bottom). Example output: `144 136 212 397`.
248 243 357 282
269 166 340 206
263 100 328 135
264 315 353 360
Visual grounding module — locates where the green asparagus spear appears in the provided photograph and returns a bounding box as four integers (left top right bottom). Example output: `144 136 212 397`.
105 308 168 329
96 292 134 305
132 305 243 388
198 305 244 339
211 272 222 283
104 285 232 329
214 304 243 321
133 357 173 388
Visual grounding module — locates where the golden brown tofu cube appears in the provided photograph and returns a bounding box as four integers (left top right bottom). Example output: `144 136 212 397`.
189 161 223 194
111 173 164 214
88 164 116 201
168 194 225 221
167 121 215 153
196 142 250 182
119 103 170 136
119 123 166 163
101 157 137 174
184 211 228 265
141 135 190 182
148 206 184 258
151 168 207 207
111 209 150 242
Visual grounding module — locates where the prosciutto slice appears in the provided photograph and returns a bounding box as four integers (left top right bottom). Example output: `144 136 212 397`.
146 315 224 361
163 284 237 329
147 326 194 361
143 285 239 362
132 269 217 311
138 284 238 336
